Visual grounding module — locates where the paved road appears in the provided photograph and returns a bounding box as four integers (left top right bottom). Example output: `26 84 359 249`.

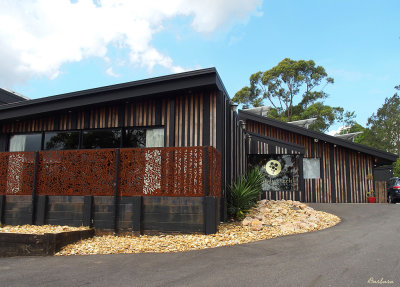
1 204 399 287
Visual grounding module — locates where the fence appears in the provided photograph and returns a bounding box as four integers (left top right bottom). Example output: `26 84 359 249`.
0 147 221 198
374 181 387 203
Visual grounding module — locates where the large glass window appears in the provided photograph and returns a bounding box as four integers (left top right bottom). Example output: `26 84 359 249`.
7 126 164 151
125 128 164 148
124 129 146 148
303 158 320 179
9 134 42 152
82 129 121 149
44 131 80 150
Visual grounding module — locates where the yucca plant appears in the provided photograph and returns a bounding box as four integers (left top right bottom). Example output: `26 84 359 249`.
228 168 264 220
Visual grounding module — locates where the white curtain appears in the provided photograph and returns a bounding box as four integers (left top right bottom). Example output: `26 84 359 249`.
145 128 164 147
9 135 26 152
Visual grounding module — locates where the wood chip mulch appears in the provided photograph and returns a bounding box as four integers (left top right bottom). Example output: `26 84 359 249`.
0 225 89 234
54 200 340 256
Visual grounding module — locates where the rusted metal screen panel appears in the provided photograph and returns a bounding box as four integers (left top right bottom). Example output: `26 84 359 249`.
0 147 221 197
208 147 222 197
119 147 208 197
0 152 35 195
37 149 116 196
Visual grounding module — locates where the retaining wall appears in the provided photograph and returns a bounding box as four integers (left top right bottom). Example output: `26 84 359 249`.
0 195 219 234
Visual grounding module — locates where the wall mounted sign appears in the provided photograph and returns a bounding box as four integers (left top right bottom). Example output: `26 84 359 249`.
248 154 299 194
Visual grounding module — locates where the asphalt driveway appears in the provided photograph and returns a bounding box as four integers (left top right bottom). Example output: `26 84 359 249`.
1 204 399 287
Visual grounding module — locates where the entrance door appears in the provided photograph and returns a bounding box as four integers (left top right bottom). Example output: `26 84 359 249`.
248 154 300 201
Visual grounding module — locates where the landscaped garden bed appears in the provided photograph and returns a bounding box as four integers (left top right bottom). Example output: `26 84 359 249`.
55 200 340 255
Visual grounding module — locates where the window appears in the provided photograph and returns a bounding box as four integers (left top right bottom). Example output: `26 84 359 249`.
82 129 121 149
9 134 42 152
303 158 320 179
124 129 146 148
7 126 164 151
125 128 164 148
44 131 80 150
145 128 164 147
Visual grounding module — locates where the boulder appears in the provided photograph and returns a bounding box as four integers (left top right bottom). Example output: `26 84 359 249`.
242 217 253 226
250 220 263 231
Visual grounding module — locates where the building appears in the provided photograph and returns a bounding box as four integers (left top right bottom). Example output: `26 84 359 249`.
0 68 396 233
0 88 29 105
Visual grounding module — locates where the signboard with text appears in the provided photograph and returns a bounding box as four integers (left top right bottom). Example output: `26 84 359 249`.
248 154 299 196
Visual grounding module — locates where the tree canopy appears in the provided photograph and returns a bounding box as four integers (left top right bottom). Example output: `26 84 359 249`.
233 58 345 132
358 93 400 156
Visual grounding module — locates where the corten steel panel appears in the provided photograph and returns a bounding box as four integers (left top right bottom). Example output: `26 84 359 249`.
37 149 116 196
119 147 221 197
0 147 222 197
0 152 35 195
208 147 222 197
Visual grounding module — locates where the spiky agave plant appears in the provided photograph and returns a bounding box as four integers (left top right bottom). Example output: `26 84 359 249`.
228 168 264 220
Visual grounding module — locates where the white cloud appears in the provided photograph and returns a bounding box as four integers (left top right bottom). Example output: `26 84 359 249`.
0 0 262 88
105 67 119 77
327 125 350 136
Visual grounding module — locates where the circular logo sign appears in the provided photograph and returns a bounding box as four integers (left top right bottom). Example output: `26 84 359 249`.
265 160 282 176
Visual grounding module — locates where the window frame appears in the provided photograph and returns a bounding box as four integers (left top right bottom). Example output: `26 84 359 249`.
7 125 166 152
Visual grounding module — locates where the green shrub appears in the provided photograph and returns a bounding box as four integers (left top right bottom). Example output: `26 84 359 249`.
228 168 264 220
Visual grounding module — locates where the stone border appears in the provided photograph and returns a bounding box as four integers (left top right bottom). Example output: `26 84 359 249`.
0 229 94 257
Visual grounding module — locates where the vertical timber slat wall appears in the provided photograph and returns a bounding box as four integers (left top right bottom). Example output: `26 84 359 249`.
246 120 375 203
1 89 228 204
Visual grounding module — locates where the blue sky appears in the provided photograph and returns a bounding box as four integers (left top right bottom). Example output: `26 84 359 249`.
1 0 399 133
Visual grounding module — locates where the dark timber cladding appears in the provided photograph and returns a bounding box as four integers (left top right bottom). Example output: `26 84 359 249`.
0 68 236 201
1 67 395 207
240 110 396 203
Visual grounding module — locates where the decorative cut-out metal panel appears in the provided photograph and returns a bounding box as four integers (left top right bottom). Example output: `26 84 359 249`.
0 147 221 197
37 149 116 196
0 152 35 195
208 147 222 197
119 147 206 197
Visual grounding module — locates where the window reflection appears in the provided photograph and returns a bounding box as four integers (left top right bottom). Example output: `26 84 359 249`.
125 129 146 148
45 131 80 150
82 130 121 149
8 127 165 151
125 128 164 148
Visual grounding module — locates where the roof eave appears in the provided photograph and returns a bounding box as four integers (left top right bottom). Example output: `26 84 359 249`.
0 68 222 121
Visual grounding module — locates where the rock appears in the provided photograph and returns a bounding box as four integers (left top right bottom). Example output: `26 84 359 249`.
259 200 267 205
254 215 263 221
250 220 263 231
242 217 252 226
280 223 296 233
308 215 319 222
281 209 288 215
296 222 311 230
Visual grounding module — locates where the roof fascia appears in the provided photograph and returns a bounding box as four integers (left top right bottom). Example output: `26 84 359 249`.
0 68 221 121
